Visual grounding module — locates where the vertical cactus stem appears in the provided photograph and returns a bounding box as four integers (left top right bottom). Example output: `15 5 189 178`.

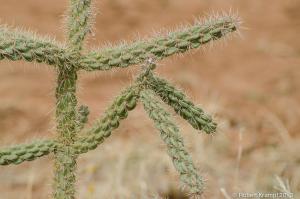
53 66 78 199
140 89 205 195
53 1 92 198
67 0 92 52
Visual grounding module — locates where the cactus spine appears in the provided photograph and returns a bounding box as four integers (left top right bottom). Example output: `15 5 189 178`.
0 0 239 197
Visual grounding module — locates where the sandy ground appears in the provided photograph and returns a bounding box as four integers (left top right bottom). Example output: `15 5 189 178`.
0 0 299 198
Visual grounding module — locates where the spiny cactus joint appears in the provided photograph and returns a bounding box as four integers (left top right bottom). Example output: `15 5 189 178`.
0 1 239 198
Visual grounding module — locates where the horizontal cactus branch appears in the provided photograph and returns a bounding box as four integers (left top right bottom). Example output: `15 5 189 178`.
0 140 56 165
0 15 238 72
145 74 217 134
0 26 74 67
79 16 238 71
140 89 205 195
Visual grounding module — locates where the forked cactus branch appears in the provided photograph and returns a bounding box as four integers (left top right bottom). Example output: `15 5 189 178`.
0 0 239 198
145 73 217 134
141 88 205 195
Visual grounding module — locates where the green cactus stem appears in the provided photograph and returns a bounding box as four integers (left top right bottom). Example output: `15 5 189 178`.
0 25 70 67
52 0 92 198
80 16 238 71
141 89 205 195
0 140 55 165
145 73 217 134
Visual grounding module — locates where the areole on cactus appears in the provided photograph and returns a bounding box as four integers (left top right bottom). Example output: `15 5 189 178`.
0 0 239 198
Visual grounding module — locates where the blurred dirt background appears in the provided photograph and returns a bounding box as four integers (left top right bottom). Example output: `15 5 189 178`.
0 0 299 198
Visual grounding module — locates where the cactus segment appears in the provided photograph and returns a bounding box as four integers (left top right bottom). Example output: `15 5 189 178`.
145 74 217 134
140 89 205 195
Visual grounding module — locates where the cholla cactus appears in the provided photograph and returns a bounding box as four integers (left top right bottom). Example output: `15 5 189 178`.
0 0 239 198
